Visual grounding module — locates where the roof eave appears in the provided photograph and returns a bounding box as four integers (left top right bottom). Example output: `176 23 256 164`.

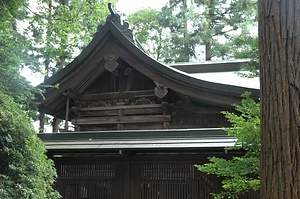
38 128 237 151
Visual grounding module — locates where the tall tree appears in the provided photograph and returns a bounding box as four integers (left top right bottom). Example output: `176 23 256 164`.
26 0 115 131
259 0 300 198
158 0 257 62
161 0 196 62
0 1 60 198
0 0 40 106
127 8 172 61
0 0 23 21
196 0 257 60
27 0 114 78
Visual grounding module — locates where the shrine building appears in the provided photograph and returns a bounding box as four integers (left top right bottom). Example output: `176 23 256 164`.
36 8 259 199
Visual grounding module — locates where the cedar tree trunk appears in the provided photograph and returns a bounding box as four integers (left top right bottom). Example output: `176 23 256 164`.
259 0 300 198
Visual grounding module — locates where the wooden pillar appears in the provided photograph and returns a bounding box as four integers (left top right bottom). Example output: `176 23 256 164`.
117 101 124 130
39 112 45 133
64 97 70 131
162 102 169 129
52 117 59 132
117 65 125 130
129 163 141 199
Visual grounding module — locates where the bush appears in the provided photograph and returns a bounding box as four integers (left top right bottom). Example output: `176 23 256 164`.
195 92 260 199
0 92 60 198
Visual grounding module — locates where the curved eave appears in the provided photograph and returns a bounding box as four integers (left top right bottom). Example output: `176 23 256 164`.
105 23 259 106
111 24 259 97
36 21 259 114
42 23 113 86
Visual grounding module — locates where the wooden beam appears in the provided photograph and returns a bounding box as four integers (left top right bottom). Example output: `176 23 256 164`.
64 97 70 131
72 104 163 112
63 90 81 100
74 107 163 117
80 90 155 100
72 115 171 125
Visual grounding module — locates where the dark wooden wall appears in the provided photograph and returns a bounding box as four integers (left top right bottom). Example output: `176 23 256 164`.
52 154 222 199
51 153 257 199
66 61 231 131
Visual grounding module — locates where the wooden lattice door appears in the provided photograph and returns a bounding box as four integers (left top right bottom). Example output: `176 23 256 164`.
53 157 221 199
129 163 219 199
54 162 124 199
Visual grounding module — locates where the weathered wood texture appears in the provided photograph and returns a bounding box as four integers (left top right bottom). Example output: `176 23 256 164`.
72 115 171 125
70 97 228 131
52 155 222 199
259 0 300 198
63 61 231 131
52 154 256 199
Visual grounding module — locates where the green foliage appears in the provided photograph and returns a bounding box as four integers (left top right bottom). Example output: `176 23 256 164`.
233 36 260 78
0 1 39 107
23 0 115 128
0 92 61 198
129 0 258 62
127 8 172 61
0 27 34 104
26 0 115 78
0 0 25 25
232 35 259 61
195 92 260 198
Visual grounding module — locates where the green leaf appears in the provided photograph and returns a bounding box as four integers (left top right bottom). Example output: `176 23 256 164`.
195 92 260 198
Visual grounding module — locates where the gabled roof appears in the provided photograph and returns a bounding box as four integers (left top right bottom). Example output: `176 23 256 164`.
36 12 259 118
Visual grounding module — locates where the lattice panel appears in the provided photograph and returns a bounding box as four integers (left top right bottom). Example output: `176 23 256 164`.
140 164 193 199
59 164 116 179
54 164 118 199
52 160 224 199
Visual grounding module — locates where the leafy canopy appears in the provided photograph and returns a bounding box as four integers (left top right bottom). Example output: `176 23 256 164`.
195 92 260 199
0 92 60 198
128 0 257 62
127 8 171 61
27 0 115 78
0 0 37 105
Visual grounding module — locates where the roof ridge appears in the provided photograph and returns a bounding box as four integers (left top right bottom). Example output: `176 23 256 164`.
97 3 134 43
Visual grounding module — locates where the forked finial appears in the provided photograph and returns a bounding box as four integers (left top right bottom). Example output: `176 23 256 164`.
108 3 115 15
97 3 134 43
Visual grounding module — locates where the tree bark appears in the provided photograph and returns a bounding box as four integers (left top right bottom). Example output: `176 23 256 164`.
205 42 211 61
259 0 300 198
205 0 214 61
182 0 189 62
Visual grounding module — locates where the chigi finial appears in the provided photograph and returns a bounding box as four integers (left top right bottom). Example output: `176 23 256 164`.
108 3 115 15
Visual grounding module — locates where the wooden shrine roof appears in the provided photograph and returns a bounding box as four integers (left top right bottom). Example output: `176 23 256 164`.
35 11 259 120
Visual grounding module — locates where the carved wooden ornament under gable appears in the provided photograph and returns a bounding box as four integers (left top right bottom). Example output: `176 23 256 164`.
154 81 168 98
104 54 119 72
